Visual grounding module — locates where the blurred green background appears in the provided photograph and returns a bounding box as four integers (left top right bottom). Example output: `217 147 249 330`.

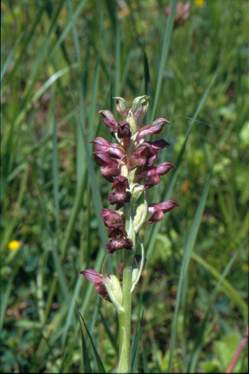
1 0 248 372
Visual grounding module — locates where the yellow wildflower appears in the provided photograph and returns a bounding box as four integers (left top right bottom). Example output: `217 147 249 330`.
195 0 205 7
8 240 22 251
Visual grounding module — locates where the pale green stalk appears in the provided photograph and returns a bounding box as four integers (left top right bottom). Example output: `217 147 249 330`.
117 266 133 373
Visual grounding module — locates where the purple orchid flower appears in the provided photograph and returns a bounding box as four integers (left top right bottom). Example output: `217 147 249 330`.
136 117 168 141
108 176 131 207
80 269 109 300
148 200 178 223
136 162 175 188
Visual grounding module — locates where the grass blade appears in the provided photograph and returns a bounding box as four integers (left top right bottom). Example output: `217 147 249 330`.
168 176 211 371
79 313 106 373
151 0 176 119
79 314 92 373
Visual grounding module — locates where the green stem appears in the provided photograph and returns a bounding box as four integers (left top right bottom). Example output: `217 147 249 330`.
117 266 132 373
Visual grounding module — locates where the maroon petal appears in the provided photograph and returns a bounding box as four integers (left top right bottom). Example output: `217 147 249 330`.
101 209 124 228
80 269 109 300
136 118 168 141
148 210 165 223
107 238 133 254
153 200 178 212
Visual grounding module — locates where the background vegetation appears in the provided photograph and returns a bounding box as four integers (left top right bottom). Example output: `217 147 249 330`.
1 0 248 372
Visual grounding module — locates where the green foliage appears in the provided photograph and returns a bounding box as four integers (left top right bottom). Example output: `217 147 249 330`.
1 0 248 372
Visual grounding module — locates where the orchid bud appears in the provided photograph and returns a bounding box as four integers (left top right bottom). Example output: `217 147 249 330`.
113 97 129 117
126 110 137 134
131 95 150 122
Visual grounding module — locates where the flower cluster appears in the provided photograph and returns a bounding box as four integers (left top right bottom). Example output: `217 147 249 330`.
81 96 178 300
